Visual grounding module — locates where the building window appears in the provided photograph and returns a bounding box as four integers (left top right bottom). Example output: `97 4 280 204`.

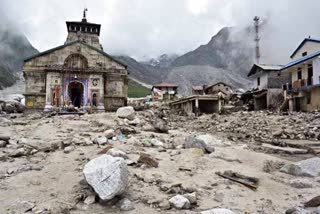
302 52 308 57
298 68 302 80
257 77 260 86
306 92 311 104
283 84 287 91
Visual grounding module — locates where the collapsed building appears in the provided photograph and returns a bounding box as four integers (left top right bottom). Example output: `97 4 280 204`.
23 10 128 112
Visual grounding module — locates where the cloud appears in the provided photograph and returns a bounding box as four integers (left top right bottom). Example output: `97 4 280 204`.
1 0 320 63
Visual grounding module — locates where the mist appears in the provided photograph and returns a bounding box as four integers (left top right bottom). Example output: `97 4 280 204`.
1 0 320 64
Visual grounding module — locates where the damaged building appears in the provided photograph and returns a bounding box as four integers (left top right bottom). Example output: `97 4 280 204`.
245 64 290 110
23 10 128 112
281 38 320 112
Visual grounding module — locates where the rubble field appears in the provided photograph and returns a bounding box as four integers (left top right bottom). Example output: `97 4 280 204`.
0 108 320 214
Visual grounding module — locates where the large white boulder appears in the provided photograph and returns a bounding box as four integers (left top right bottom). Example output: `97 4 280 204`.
116 106 135 120
201 208 236 214
184 134 220 153
83 155 129 201
280 157 320 177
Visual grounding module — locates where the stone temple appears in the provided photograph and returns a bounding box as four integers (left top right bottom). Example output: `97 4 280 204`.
23 10 128 112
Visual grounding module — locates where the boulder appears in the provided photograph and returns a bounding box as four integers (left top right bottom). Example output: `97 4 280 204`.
116 106 135 120
201 208 236 214
289 179 313 189
83 154 129 201
104 129 115 139
183 192 197 204
128 117 141 126
9 148 27 157
4 103 15 114
151 139 164 147
169 195 190 209
14 102 25 113
305 195 320 208
184 135 216 153
280 158 320 177
64 146 75 154
137 153 159 168
93 136 108 145
153 118 169 133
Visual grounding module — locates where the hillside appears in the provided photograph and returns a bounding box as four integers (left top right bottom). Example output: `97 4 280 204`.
128 78 151 98
0 25 38 89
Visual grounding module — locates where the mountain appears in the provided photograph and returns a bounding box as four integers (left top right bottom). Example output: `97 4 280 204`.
141 54 179 68
117 27 255 95
0 25 38 89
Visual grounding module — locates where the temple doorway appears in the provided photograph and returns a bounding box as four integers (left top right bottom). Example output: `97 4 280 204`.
68 81 84 107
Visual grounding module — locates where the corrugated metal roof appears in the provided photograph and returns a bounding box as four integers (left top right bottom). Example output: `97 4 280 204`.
152 82 178 88
280 51 320 71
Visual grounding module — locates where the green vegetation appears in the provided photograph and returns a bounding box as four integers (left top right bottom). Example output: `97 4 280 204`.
128 78 151 98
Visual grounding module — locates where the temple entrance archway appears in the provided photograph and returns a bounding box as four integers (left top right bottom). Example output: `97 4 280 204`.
68 81 84 107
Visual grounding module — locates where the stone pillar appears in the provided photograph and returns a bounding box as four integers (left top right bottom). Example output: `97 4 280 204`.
195 97 199 116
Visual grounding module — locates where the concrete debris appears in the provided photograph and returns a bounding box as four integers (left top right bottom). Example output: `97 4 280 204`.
201 209 236 214
263 160 286 173
289 179 313 189
280 158 320 177
169 195 190 209
116 106 135 120
83 154 129 201
84 195 96 205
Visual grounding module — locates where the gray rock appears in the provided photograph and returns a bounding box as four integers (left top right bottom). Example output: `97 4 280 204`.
151 139 164 147
183 192 197 204
285 206 311 214
0 140 7 148
289 179 313 189
184 135 216 153
153 118 169 133
104 129 115 139
201 208 236 214
83 154 129 201
128 117 141 126
14 102 25 113
107 148 129 159
63 146 75 154
116 106 135 120
9 148 26 157
84 195 95 205
159 200 171 210
169 195 190 209
280 158 320 177
93 136 108 145
4 104 15 114
119 198 135 211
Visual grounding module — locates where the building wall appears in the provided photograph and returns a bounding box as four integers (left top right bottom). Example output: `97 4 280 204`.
23 42 128 111
252 72 268 90
66 32 101 50
292 41 320 60
313 58 320 85
268 71 291 88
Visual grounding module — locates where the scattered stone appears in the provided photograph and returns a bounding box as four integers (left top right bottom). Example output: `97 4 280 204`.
183 192 197 204
128 117 141 126
280 158 320 177
83 154 129 201
0 135 10 142
93 136 108 145
84 195 96 205
305 195 320 208
184 135 216 153
169 195 190 210
263 160 286 173
153 118 169 133
137 153 159 168
285 206 310 214
158 200 171 210
0 140 7 148
104 129 115 139
289 179 313 189
107 148 129 159
9 148 26 157
64 146 75 154
201 208 236 214
116 106 135 120
151 139 164 147
119 198 135 211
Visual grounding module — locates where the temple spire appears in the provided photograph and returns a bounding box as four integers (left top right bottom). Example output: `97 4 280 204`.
82 8 88 22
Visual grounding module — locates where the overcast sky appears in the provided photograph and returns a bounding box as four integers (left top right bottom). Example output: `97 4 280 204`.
1 0 320 63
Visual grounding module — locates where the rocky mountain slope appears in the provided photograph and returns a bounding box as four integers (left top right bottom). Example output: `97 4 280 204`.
118 27 255 95
0 24 38 89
